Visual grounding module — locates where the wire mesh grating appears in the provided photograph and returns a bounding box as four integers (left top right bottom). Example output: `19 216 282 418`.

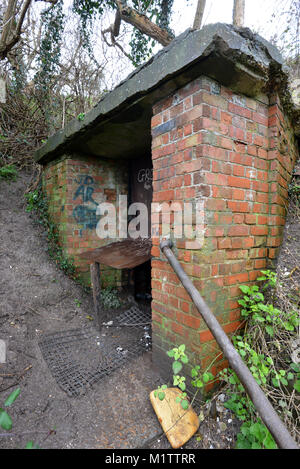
39 307 152 397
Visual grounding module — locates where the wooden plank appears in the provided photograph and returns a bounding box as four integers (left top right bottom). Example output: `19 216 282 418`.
90 262 102 329
150 388 199 449
79 239 151 269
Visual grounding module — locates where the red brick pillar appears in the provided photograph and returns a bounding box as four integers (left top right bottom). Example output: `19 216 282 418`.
150 76 299 387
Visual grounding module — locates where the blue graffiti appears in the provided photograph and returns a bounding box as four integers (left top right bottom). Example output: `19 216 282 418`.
73 205 99 230
73 175 99 232
73 175 98 206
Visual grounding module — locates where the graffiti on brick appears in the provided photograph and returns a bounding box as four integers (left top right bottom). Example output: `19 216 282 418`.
73 175 99 232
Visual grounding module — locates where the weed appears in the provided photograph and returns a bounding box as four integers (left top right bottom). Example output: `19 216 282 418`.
25 188 76 278
154 344 216 411
238 271 299 338
0 388 20 431
77 113 85 121
219 270 300 448
0 388 44 448
289 181 300 201
0 164 18 182
100 287 121 310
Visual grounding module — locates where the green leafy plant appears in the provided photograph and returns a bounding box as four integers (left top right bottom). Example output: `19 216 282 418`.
289 181 300 203
236 420 277 449
154 344 216 411
257 270 278 289
0 164 18 182
218 271 300 448
25 441 41 449
25 188 76 278
290 363 300 392
219 356 278 449
25 190 39 212
175 392 189 410
153 345 190 411
191 365 214 390
0 388 41 448
167 344 188 376
238 274 299 338
100 286 121 310
0 388 20 431
153 384 168 401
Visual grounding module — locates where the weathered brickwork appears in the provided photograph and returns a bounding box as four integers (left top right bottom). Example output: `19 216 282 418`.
151 76 299 387
267 94 299 260
43 154 128 287
41 73 299 390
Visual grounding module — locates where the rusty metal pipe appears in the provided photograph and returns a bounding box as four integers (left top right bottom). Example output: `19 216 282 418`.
160 239 299 450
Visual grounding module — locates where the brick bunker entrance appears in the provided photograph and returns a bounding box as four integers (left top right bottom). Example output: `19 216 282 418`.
35 24 300 389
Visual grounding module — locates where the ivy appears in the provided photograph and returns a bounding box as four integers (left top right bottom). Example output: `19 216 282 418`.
25 188 76 279
35 0 65 92
72 0 175 66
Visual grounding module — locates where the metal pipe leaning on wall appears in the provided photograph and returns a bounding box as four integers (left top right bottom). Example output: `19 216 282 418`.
160 239 299 450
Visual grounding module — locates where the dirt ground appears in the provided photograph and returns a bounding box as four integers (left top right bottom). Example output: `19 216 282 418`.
0 170 240 450
0 170 159 449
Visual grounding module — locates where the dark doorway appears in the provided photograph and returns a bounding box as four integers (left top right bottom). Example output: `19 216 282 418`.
129 154 153 302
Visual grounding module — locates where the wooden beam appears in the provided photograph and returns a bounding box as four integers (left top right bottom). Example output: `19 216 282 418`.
90 262 102 330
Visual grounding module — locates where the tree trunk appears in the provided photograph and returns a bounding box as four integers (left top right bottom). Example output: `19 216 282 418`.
115 0 173 46
233 0 245 27
0 0 32 60
0 0 17 53
193 0 206 30
0 0 58 61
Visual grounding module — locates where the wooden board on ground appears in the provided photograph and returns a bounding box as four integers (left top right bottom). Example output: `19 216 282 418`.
149 388 199 449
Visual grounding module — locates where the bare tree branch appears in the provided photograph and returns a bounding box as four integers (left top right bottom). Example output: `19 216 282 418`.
113 9 121 37
0 0 58 61
114 0 173 46
101 0 174 62
101 24 132 62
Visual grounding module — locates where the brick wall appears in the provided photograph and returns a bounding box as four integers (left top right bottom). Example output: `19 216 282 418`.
41 74 298 389
151 76 299 388
43 154 128 287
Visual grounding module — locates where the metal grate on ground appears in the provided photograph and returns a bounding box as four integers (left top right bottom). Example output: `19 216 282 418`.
108 306 152 327
39 306 152 397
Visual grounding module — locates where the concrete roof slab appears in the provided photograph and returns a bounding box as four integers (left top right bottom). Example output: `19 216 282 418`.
34 23 298 164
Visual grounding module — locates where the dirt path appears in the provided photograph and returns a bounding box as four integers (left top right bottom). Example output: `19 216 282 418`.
0 171 163 449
